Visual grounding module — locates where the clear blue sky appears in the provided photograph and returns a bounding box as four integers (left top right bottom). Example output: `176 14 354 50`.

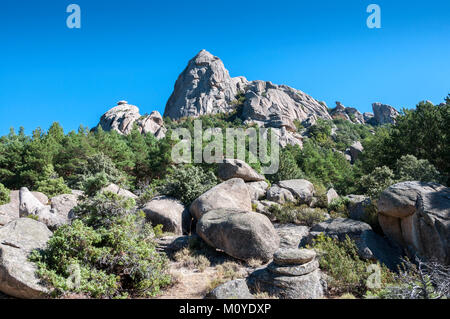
0 0 449 135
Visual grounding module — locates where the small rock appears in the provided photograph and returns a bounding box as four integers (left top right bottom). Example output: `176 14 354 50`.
205 279 254 299
273 248 316 265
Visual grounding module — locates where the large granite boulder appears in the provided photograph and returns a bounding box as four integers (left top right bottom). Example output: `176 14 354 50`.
266 185 295 204
275 224 310 249
372 103 399 125
348 141 363 163
278 179 315 205
196 209 279 262
378 181 450 264
0 218 52 298
246 181 269 201
50 193 80 223
330 102 365 124
190 178 252 220
96 101 166 139
205 279 254 299
218 159 265 182
1 190 49 226
141 196 190 235
347 195 373 222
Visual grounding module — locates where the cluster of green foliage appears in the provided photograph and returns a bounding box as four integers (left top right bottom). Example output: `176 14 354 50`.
0 183 10 205
30 192 171 298
268 203 328 226
309 234 395 297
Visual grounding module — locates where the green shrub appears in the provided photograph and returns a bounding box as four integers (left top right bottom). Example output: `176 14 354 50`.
328 197 350 217
158 165 218 205
395 154 444 184
267 147 304 184
29 201 171 298
358 166 395 199
35 177 71 198
308 234 395 297
269 203 327 226
0 183 10 205
72 191 136 229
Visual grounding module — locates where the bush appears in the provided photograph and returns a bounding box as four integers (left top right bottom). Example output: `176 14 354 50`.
0 183 10 205
29 214 171 298
72 191 136 229
269 203 327 226
35 177 71 198
328 197 350 217
395 155 444 184
158 165 218 205
358 166 395 199
308 234 395 297
267 146 304 184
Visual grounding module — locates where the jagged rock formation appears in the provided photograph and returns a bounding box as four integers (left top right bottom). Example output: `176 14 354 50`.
164 50 331 131
330 102 365 124
96 101 166 138
372 102 399 125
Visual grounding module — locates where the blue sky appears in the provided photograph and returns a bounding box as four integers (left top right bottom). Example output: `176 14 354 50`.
0 0 449 135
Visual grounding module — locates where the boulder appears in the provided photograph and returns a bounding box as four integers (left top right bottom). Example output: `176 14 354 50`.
347 195 373 222
278 179 315 205
268 259 320 276
50 193 79 222
275 224 310 249
190 178 252 220
247 268 323 299
246 181 269 200
378 181 450 264
0 218 52 298
135 111 166 139
330 102 365 124
196 209 279 262
266 185 295 204
252 200 280 219
205 279 254 299
97 101 141 135
273 248 316 265
101 183 137 200
326 188 339 205
218 159 265 182
142 196 190 235
349 141 363 163
372 103 399 125
0 191 20 226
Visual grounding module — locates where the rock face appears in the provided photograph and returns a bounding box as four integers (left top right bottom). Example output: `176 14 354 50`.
347 195 373 222
246 181 269 201
307 218 402 269
330 102 365 124
372 103 399 125
190 178 252 220
218 159 265 182
0 191 20 226
266 185 295 204
205 279 254 299
277 180 315 205
247 248 323 299
141 196 190 235
19 188 65 229
97 101 166 138
196 209 279 262
378 181 450 264
348 141 363 163
50 194 79 223
164 50 331 130
0 218 52 298
275 224 310 249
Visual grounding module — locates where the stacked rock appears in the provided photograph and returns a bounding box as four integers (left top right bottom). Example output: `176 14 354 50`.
247 248 324 299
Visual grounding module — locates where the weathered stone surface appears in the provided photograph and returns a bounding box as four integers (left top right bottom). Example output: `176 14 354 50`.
275 224 310 249
0 218 52 298
347 195 372 222
252 200 280 220
218 159 265 182
50 193 79 223
164 50 331 131
135 111 167 139
268 259 319 276
101 183 137 199
247 268 323 299
205 279 254 299
266 185 295 204
156 235 191 254
142 196 190 235
196 209 279 262
326 188 339 205
246 181 269 201
97 101 141 135
378 181 450 264
0 191 20 226
330 102 365 124
372 103 399 125
349 141 363 163
190 178 252 220
273 248 316 265
278 179 315 205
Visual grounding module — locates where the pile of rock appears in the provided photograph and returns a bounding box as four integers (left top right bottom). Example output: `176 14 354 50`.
247 248 323 299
